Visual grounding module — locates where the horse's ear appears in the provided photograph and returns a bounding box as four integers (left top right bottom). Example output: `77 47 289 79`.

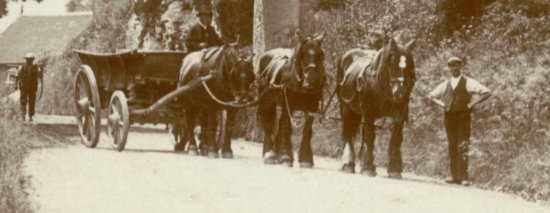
382 28 391 42
356 75 365 92
235 34 241 45
313 32 325 44
295 29 305 43
389 38 398 51
405 39 416 52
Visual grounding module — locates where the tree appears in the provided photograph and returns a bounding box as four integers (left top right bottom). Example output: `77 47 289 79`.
436 0 494 36
66 0 92 12
0 0 44 18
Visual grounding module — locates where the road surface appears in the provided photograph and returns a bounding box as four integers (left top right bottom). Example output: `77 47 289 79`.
23 116 550 213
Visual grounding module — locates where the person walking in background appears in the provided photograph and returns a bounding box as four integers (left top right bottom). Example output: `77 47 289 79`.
185 4 223 52
428 56 492 186
15 53 42 122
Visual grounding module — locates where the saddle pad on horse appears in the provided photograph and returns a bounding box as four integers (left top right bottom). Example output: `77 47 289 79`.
179 47 224 83
268 55 290 86
339 50 378 99
260 48 294 86
203 47 223 62
340 50 378 86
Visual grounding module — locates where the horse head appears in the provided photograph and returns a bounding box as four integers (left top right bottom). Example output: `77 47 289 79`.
222 42 256 103
292 32 326 93
358 36 415 104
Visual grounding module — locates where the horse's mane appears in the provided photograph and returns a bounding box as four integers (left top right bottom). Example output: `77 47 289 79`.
370 42 393 101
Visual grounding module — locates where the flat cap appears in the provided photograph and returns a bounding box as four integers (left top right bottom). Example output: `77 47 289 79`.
447 56 462 65
196 4 213 16
24 52 35 59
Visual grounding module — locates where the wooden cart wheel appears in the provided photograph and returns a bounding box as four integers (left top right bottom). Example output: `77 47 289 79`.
107 91 130 152
74 65 101 148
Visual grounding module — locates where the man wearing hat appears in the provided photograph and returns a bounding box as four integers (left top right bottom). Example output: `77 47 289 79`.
185 4 222 52
428 56 491 185
15 53 42 122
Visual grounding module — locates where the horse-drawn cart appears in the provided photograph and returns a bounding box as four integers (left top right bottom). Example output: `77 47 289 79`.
73 50 210 151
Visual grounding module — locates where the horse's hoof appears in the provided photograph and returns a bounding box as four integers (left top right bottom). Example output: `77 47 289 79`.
174 143 185 152
281 160 293 167
361 169 377 177
300 162 314 169
341 163 355 174
388 172 402 179
222 152 234 159
187 146 199 156
200 149 209 157
208 151 219 159
263 152 278 165
279 155 293 167
264 158 278 165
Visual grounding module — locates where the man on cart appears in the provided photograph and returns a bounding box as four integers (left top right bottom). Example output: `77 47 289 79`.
185 4 223 52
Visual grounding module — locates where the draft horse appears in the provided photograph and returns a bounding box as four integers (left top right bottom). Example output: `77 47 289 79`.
337 36 416 178
176 43 255 158
257 32 326 168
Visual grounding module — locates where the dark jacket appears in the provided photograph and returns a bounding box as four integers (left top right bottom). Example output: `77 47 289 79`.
185 22 223 52
17 64 40 92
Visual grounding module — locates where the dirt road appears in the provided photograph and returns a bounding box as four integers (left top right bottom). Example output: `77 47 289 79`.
23 117 549 213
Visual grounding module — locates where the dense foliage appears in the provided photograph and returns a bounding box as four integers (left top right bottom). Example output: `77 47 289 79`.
65 0 92 12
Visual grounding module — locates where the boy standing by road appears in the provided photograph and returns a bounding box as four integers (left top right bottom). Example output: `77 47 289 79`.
428 56 491 185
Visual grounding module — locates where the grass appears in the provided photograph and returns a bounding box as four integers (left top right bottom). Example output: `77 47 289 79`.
0 100 75 212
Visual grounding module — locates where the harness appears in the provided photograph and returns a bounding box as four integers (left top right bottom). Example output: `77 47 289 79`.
261 49 330 126
196 46 268 108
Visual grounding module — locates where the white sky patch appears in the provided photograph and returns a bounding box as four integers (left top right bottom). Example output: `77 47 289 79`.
0 0 75 33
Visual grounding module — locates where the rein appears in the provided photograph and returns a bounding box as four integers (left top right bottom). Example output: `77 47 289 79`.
282 86 300 128
201 78 269 108
339 89 356 104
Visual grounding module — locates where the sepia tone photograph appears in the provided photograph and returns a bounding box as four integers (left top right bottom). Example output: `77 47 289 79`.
0 0 549 212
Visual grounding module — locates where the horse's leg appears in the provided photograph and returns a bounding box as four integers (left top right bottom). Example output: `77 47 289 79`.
258 100 277 164
198 109 208 156
220 108 236 159
173 119 187 152
341 106 360 173
298 112 315 168
215 110 226 153
387 121 405 179
278 106 294 167
185 107 199 156
205 109 219 158
360 116 377 176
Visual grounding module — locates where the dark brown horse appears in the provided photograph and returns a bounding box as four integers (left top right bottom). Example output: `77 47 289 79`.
257 33 326 167
337 37 415 178
176 43 255 158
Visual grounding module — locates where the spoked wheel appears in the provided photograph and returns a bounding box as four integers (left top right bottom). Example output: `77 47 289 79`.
74 65 101 148
107 91 130 152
